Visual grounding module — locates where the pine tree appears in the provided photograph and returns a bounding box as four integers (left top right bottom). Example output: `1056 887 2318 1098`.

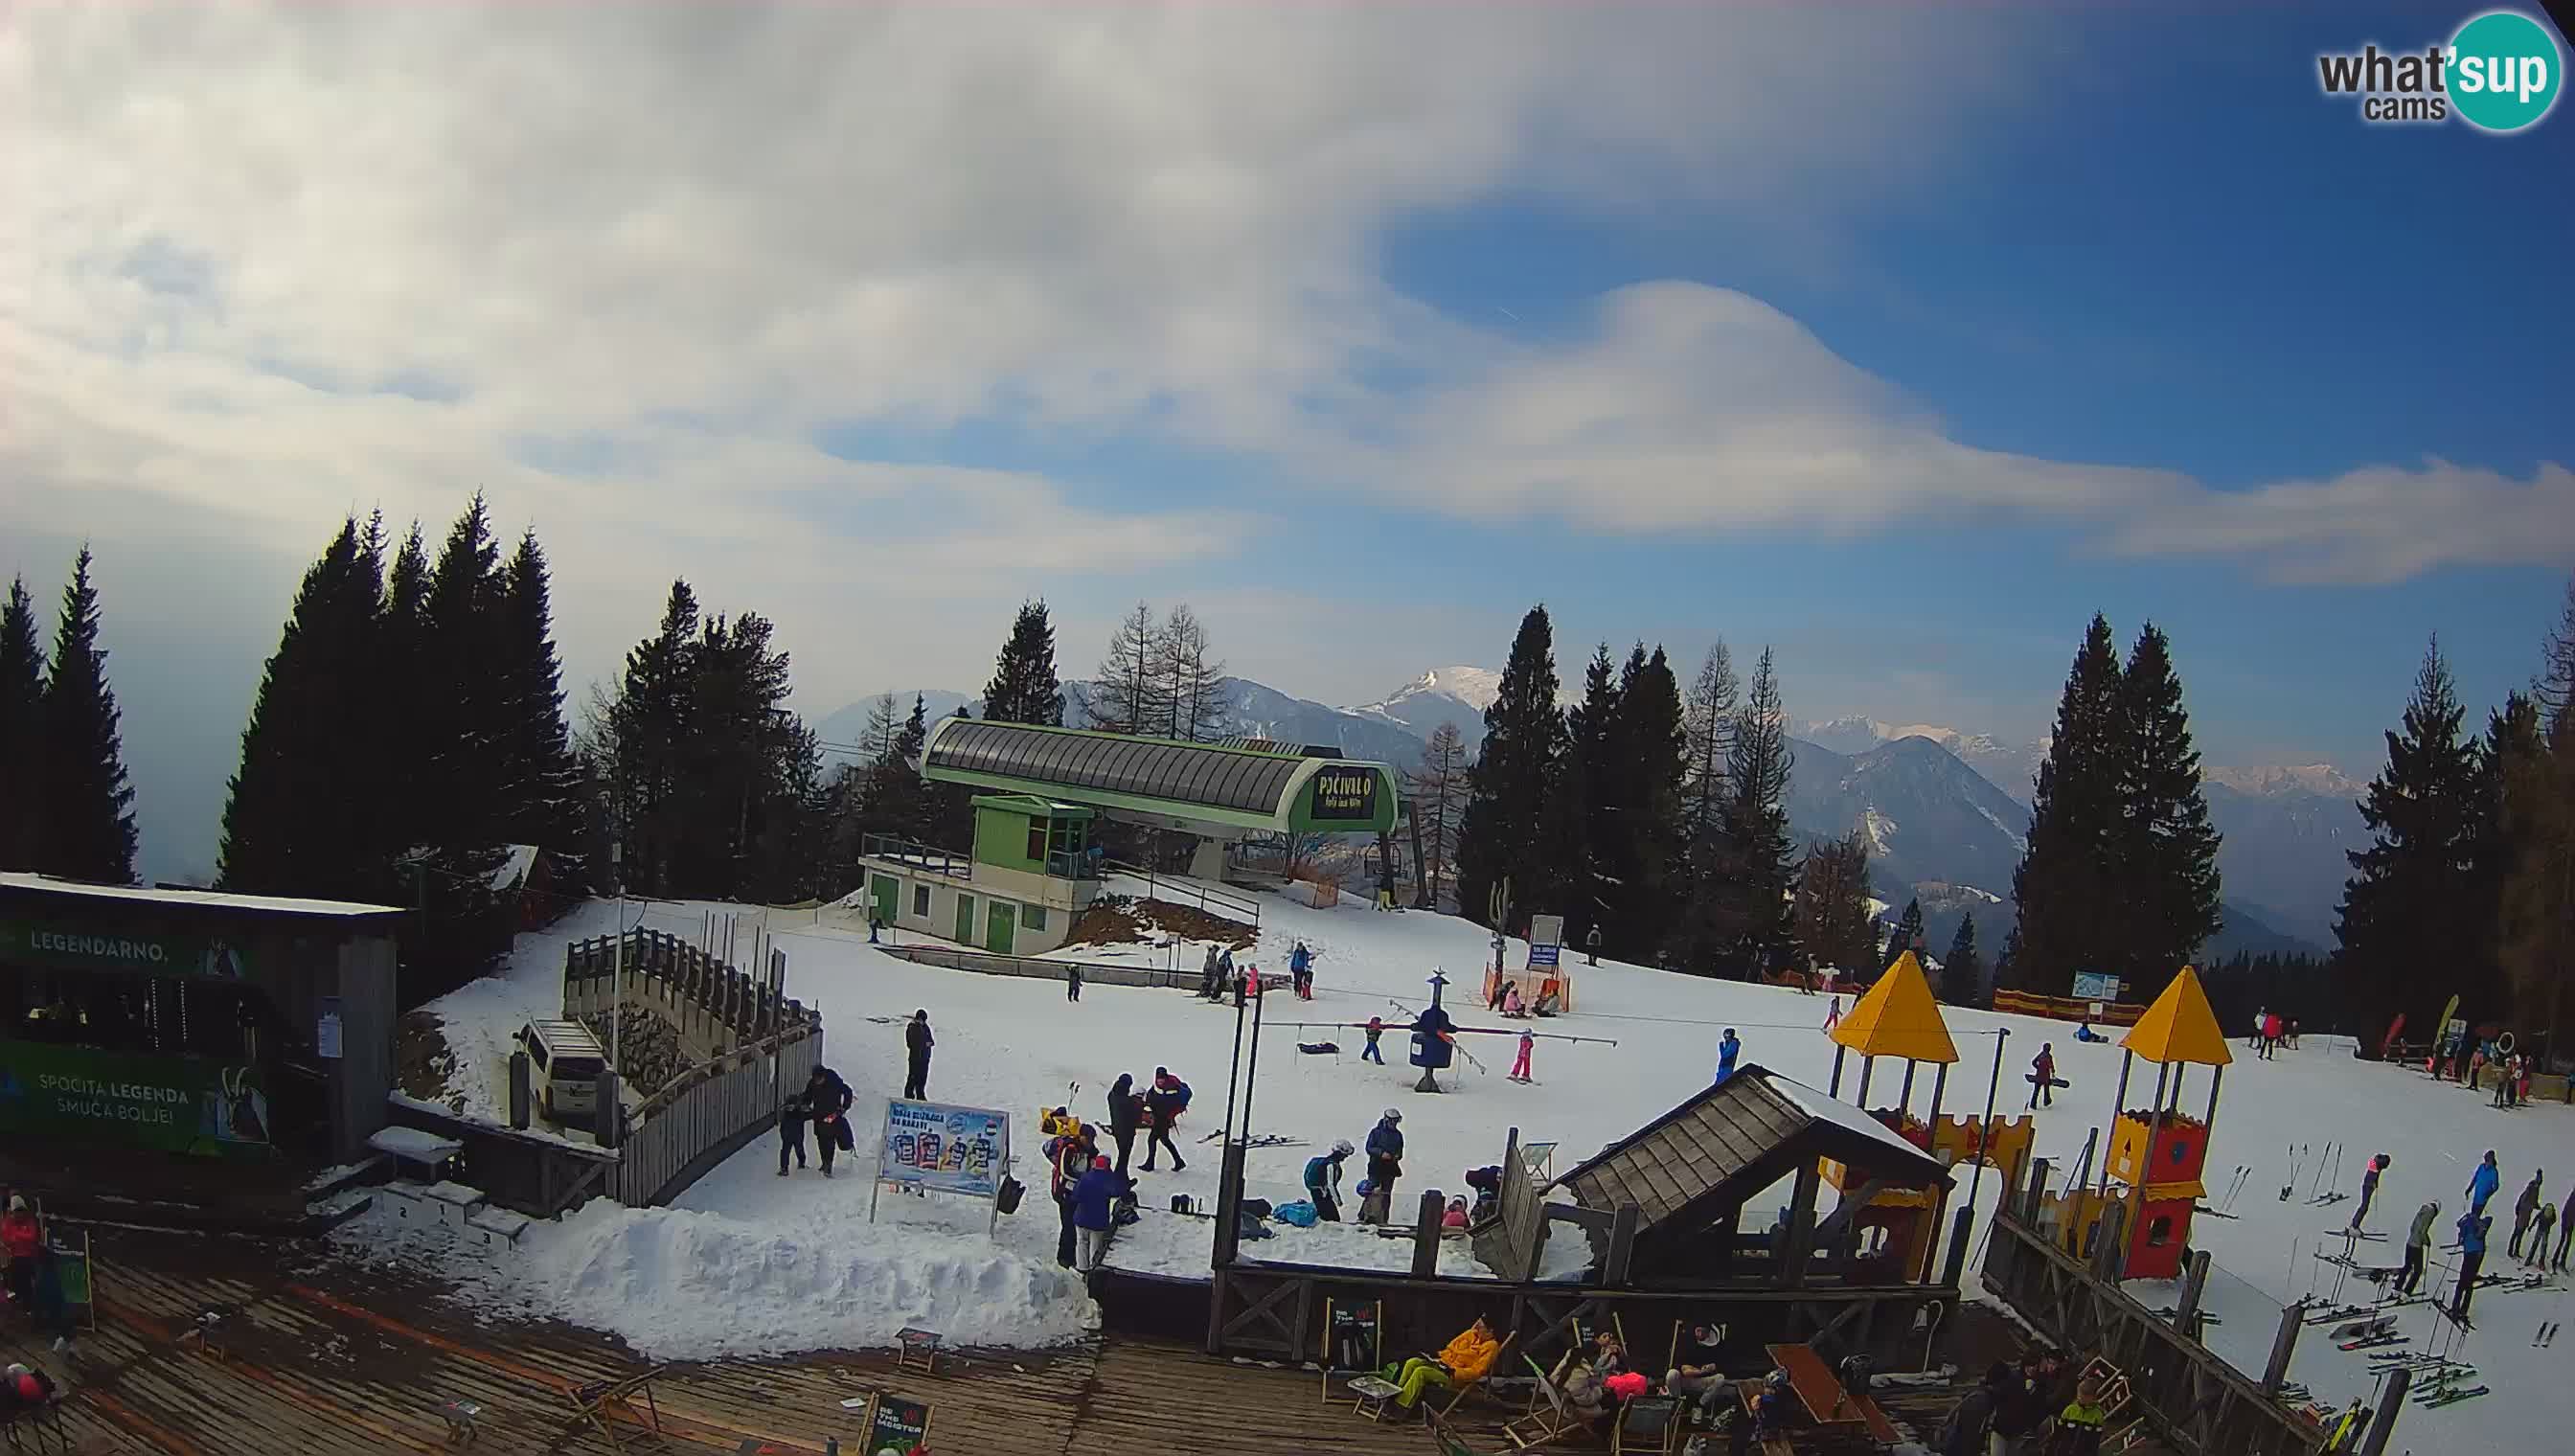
218 516 388 900
494 530 588 893
37 548 138 883
0 578 45 870
375 523 435 879
1884 897 1926 971
1088 603 1162 735
983 600 1065 726
1706 647 1795 978
2336 639 2493 1041
2111 624 2223 1003
1456 605 1566 931
1402 721 1471 910
416 497 510 895
1615 646 1690 959
2502 576 2575 1055
1791 832 1875 980
2004 615 2125 992
1943 913 1985 1007
607 581 703 897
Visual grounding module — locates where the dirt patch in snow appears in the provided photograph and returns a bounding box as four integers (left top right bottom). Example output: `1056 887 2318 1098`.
1060 895 1256 952
395 1010 467 1112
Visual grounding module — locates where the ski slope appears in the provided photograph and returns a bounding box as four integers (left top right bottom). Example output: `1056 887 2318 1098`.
372 887 2573 1452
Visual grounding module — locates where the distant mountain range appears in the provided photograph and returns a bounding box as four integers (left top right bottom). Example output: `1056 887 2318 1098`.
822 663 2359 955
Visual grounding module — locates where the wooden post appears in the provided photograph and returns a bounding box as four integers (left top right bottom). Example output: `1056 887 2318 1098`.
2174 1249 2214 1342
1828 1044 1849 1097
2260 1300 2302 1394
1781 1160 1824 1288
1411 1191 1445 1279
2024 1156 2052 1226
1602 1204 1643 1287
2357 1365 2410 1456
2101 1051 2133 1196
1856 1056 1876 1108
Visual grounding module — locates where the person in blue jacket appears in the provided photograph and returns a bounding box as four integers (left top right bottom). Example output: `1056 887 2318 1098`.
2467 1150 2501 1217
1715 1030 1742 1084
2451 1209 2493 1320
1072 1155 1130 1272
1365 1109 1405 1205
1288 941 1314 999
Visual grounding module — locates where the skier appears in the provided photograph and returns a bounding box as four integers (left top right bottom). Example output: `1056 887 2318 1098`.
775 1082 811 1176
2557 1176 2575 1271
2349 1153 2389 1230
1510 1029 1534 1083
1362 1014 1386 1065
1715 1029 1741 1084
1105 1073 1142 1175
2509 1170 2545 1258
2261 1012 2283 1059
2029 1044 2058 1108
1198 944 1223 1000
902 1009 934 1099
2467 1149 2501 1217
2451 1209 2493 1320
1140 1067 1191 1172
2523 1202 2558 1269
2395 1200 2438 1296
1071 1155 1129 1272
1365 1108 1404 1206
1288 941 1313 999
1065 962 1082 1003
2494 1053 2518 1108
1304 1140 1356 1221
1585 924 1602 966
1824 996 1842 1032
803 1063 856 1177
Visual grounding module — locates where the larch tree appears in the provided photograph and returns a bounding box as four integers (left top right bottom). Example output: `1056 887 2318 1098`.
1155 604 1228 741
1403 720 1471 911
1709 647 1794 978
1088 602 1162 736
37 548 138 884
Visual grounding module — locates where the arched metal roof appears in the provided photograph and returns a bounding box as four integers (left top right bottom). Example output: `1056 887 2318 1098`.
925 719 1311 820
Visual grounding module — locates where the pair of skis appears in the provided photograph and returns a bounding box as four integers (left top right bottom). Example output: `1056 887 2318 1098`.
2415 1380 2491 1408
2535 1320 2561 1348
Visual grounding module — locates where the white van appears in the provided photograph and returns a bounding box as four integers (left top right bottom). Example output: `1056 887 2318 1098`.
514 1018 608 1125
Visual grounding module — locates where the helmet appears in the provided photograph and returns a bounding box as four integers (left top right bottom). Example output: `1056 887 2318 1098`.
1333 1140 1356 1156
1766 1368 1791 1389
1383 1107 1402 1123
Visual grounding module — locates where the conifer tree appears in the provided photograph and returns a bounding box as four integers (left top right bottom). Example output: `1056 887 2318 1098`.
1943 913 1985 1007
1707 647 1794 977
1456 605 1565 931
1884 897 1926 970
37 548 138 883
2502 576 2575 1055
1561 644 1622 939
2110 624 2223 1003
983 600 1064 726
494 530 588 892
0 578 45 870
1670 641 1741 971
1791 831 1875 979
2336 638 2490 1040
608 580 703 896
1611 646 1690 959
416 497 510 890
2004 615 2125 992
218 516 388 899
375 522 434 874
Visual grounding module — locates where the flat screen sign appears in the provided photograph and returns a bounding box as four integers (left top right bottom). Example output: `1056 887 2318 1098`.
1309 765 1379 822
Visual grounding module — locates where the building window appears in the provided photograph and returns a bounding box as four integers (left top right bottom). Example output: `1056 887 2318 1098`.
1023 903 1047 932
913 884 931 918
1026 821 1049 863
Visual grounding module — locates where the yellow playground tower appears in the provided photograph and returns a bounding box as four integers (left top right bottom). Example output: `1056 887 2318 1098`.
2050 965 2233 1281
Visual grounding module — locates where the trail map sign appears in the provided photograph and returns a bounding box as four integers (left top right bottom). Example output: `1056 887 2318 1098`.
0 1039 271 1156
862 1392 932 1455
2070 972 2122 1003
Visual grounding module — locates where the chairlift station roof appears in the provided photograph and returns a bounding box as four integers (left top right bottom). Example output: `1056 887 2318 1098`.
921 718 1399 835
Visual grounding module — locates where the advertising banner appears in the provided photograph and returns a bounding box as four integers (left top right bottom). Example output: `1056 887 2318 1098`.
0 918 251 979
1307 764 1379 822
0 1038 271 1156
879 1099 1008 1198
862 1392 932 1455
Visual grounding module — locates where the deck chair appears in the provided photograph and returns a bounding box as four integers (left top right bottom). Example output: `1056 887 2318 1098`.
558 1366 671 1451
1611 1395 1682 1456
1424 1405 1481 1456
1499 1354 1586 1451
1437 1332 1516 1417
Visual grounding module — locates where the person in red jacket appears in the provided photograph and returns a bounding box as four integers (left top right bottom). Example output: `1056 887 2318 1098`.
1 1196 42 1308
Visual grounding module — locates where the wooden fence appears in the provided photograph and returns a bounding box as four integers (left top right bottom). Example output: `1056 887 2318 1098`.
605 1021 824 1206
563 926 809 1053
1992 989 2148 1027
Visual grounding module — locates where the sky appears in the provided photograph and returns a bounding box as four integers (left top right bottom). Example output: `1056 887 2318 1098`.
3 3 2570 884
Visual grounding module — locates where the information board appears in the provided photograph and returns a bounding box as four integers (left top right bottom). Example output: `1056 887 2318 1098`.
1308 763 1380 822
863 1392 933 1455
2069 971 2122 1003
879 1099 1009 1199
1528 914 1564 949
1528 944 1560 969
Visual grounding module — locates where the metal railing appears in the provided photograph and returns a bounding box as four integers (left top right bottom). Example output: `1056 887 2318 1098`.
1102 858 1263 929
861 833 972 880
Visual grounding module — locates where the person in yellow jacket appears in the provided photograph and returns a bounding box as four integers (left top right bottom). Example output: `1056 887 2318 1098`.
2048 1377 2109 1456
1383 1316 1502 1408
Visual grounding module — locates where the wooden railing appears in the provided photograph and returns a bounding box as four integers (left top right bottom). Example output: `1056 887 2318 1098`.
605 1021 824 1207
563 927 813 1051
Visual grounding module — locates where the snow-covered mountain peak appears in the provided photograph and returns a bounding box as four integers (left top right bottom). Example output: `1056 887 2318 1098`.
2201 763 2359 799
1353 665 1508 716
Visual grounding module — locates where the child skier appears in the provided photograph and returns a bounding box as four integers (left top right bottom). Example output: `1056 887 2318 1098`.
1304 1140 1356 1221
2349 1153 2389 1231
2523 1202 2558 1268
1362 1015 1385 1064
1824 996 1841 1032
1714 1029 1741 1084
1510 1029 1534 1083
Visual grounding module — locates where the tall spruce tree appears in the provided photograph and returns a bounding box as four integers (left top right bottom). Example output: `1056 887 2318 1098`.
494 530 588 893
1455 605 1565 931
2501 577 2575 1056
1708 647 1794 978
2004 615 2125 992
0 578 45 870
218 516 389 899
375 522 435 875
37 548 138 883
2110 624 2223 1003
1561 644 1623 940
1943 913 1985 1007
1612 645 1690 960
607 581 703 897
983 600 1065 726
416 497 510 895
1884 897 1926 970
2335 639 2491 1041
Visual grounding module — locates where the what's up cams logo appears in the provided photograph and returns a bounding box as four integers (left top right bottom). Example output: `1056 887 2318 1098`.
2317 9 2564 130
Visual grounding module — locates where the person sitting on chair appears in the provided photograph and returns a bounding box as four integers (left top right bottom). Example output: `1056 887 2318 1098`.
1384 1316 1502 1409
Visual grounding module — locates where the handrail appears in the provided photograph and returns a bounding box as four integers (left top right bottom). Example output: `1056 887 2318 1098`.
1102 858 1262 927
861 832 972 880
628 1019 821 1126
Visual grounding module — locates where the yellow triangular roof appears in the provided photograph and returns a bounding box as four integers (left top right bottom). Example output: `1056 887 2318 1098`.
2119 966 2235 1066
1830 952 1959 1064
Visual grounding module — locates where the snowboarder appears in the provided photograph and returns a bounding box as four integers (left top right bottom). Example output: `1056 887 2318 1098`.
1105 1073 1142 1175
1304 1140 1355 1221
2524 1202 2558 1268
1071 1155 1129 1271
1824 996 1841 1032
803 1064 855 1177
2509 1170 2546 1258
1362 1014 1385 1064
2467 1150 2501 1217
1365 1108 1404 1205
775 1085 810 1176
1715 1028 1741 1084
2452 1210 2492 1320
1140 1068 1191 1172
2029 1045 2059 1108
2349 1153 2388 1230
902 1010 934 1099
2395 1200 2438 1296
1065 962 1082 1003
1510 1029 1534 1083
1585 924 1602 966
